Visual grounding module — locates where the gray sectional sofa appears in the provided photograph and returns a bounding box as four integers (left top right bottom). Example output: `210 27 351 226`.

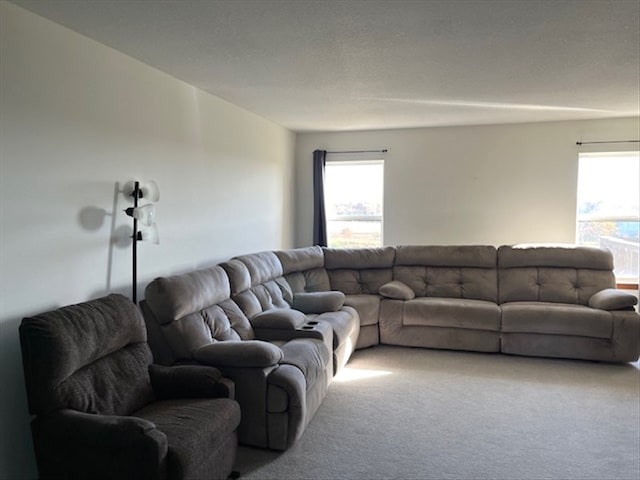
141 244 639 451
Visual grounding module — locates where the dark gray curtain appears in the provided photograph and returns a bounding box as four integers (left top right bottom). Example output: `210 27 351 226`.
312 149 328 247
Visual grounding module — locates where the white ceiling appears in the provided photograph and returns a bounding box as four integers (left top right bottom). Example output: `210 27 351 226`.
11 0 640 132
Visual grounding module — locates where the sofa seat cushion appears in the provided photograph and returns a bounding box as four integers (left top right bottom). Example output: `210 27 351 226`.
501 302 613 339
279 338 331 391
402 298 501 331
134 397 240 478
343 294 380 327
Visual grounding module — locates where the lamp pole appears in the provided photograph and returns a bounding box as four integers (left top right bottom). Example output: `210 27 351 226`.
132 181 139 304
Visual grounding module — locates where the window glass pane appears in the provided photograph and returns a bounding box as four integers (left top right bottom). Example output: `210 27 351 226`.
577 152 639 218
576 152 639 283
325 160 383 248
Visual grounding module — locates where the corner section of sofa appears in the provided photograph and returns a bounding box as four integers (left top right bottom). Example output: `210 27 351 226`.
275 246 362 369
322 246 396 349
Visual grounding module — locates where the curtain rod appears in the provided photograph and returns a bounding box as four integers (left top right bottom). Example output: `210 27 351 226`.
327 149 388 154
576 140 639 145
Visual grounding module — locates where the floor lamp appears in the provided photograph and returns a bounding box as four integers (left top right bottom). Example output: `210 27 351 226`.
124 180 159 303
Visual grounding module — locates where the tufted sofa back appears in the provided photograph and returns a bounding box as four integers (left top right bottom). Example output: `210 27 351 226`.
20 294 154 417
276 246 331 294
222 251 291 318
394 245 498 302
497 245 616 305
323 247 396 294
144 266 254 361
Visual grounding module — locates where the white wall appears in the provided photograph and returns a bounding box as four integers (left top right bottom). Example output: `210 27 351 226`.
2 3 639 478
295 117 640 247
0 3 294 477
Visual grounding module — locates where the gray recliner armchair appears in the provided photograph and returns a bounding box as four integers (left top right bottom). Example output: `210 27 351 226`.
19 293 241 480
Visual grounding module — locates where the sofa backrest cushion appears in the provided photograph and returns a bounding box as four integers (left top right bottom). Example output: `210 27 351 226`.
276 246 325 274
234 251 284 284
323 247 396 294
145 266 232 324
284 268 331 295
393 245 498 302
276 246 331 294
222 258 253 294
497 245 616 305
223 252 291 317
144 266 254 360
20 294 154 416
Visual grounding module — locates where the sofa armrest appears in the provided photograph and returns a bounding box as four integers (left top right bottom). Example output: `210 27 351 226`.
33 409 167 478
379 280 416 300
292 291 345 313
149 364 235 400
251 308 306 329
588 288 638 311
193 340 284 368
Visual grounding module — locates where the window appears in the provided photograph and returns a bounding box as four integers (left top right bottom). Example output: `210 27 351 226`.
576 152 639 285
324 160 384 248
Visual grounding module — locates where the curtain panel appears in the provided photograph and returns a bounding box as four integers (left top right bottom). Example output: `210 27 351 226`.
312 149 328 247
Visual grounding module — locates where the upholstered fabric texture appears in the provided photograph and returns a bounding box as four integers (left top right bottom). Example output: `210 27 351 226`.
284 269 332 294
149 364 235 400
134 398 241 480
498 244 614 270
145 266 256 361
395 245 497 268
588 288 638 310
31 409 168 479
280 338 331 390
324 247 395 295
323 247 396 269
194 340 284 367
233 251 284 285
402 298 502 331
276 246 325 274
20 294 153 416
497 245 616 305
393 245 498 302
379 280 416 300
292 291 346 313
224 254 291 318
251 309 307 329
21 294 241 480
145 266 232 324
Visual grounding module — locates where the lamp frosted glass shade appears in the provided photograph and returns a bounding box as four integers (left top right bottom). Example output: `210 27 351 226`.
123 181 137 198
138 224 160 244
140 180 160 202
123 180 160 202
125 204 156 226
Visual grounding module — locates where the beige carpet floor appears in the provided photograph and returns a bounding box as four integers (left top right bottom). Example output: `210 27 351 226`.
234 345 640 480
